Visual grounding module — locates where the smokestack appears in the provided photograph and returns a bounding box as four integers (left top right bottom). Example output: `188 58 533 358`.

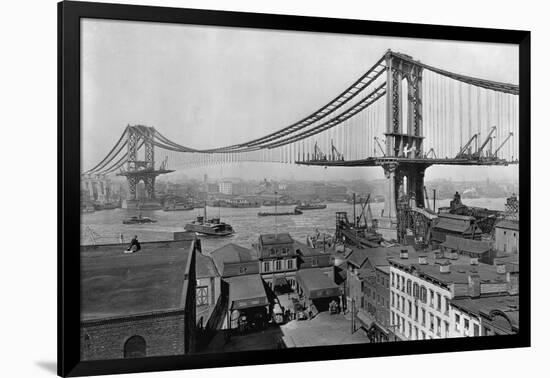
468 271 481 298
400 249 409 259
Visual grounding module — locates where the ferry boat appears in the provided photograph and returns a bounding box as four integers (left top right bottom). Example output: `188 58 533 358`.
122 215 157 224
296 203 327 211
257 208 303 217
184 205 234 236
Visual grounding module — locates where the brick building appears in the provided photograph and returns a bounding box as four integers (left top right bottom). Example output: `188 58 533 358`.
80 240 198 360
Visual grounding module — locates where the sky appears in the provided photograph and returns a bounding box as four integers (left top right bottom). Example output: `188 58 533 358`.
81 19 519 182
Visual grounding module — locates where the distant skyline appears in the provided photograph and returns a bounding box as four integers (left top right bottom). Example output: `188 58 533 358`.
82 19 519 182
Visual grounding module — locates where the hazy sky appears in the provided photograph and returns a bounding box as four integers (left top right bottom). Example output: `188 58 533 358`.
81 19 519 182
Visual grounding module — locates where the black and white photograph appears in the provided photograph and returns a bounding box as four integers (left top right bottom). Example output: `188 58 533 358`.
78 14 522 362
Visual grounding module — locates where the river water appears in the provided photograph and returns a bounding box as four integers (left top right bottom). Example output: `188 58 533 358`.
81 197 508 253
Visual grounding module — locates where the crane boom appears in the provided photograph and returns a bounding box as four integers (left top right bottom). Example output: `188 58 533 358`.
475 126 497 157
493 132 513 158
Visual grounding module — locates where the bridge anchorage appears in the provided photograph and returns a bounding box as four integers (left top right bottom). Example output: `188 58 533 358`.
116 126 174 210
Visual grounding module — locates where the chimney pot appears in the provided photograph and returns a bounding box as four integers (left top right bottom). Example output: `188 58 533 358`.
439 262 451 274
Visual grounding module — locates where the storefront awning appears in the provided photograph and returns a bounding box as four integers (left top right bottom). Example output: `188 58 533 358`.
227 274 269 310
296 268 341 299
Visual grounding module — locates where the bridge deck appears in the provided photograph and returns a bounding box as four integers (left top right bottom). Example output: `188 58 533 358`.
295 157 517 167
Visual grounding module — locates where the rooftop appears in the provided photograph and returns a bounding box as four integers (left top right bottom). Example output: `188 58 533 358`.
441 235 492 254
451 295 519 328
259 233 294 245
81 240 195 321
210 243 258 274
495 220 520 231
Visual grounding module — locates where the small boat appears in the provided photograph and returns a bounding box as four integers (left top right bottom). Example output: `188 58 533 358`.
163 202 194 211
257 208 303 217
184 204 234 237
296 203 327 210
122 215 157 224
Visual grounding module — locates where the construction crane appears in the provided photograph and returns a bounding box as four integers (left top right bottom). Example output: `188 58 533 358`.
456 133 479 158
330 140 344 161
473 126 497 158
492 132 513 158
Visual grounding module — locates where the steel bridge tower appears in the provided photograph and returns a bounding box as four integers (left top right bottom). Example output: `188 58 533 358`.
117 126 173 209
380 51 430 232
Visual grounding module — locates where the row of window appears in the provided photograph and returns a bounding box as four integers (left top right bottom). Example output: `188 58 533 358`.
390 273 450 315
267 247 292 256
391 311 450 339
263 258 294 272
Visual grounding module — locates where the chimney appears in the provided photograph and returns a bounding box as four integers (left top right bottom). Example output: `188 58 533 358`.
496 263 506 274
468 271 481 298
439 261 451 274
449 251 459 260
400 249 409 259
470 257 479 266
434 250 443 259
507 272 519 295
418 255 428 265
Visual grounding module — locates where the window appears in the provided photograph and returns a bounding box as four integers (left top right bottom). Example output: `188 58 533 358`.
275 260 282 271
429 289 434 307
124 336 146 358
429 313 434 331
420 286 427 303
414 326 419 340
464 318 470 334
270 248 276 256
436 317 441 336
396 295 400 309
414 304 418 321
437 293 442 311
391 311 395 326
401 296 405 313
286 259 294 270
455 314 460 331
401 277 405 292
391 272 395 287
408 300 412 317
413 283 419 298
377 294 380 304
406 279 412 295
408 322 412 339
444 297 450 315
391 292 395 307
361 297 365 309
263 261 271 272
444 321 449 337
473 324 480 336
312 258 318 267
421 309 426 326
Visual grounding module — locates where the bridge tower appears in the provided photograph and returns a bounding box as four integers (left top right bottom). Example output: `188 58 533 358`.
380 51 430 234
117 126 174 209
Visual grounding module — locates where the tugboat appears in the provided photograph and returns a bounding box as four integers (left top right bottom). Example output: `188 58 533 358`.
295 202 327 211
258 208 303 217
122 214 157 224
184 204 234 237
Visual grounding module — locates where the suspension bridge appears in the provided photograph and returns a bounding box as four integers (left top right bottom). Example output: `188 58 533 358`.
82 49 519 230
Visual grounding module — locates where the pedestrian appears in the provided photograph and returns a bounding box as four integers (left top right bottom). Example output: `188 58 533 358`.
119 233 124 245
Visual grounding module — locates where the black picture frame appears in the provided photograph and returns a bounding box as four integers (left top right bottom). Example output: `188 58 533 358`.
58 1 531 376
